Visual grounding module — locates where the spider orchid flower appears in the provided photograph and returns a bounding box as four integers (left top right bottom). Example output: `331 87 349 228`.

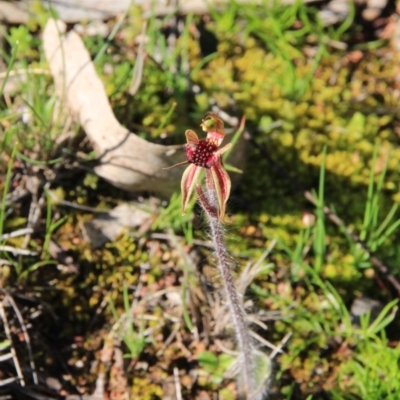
165 112 231 221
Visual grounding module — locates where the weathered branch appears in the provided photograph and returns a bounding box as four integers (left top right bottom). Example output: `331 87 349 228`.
43 18 184 194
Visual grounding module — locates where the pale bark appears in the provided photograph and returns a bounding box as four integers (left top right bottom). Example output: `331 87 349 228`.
43 18 184 194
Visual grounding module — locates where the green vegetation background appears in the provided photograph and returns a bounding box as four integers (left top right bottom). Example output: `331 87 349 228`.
1 2 400 399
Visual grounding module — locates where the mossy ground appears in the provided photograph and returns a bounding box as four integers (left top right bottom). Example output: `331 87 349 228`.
1 3 400 399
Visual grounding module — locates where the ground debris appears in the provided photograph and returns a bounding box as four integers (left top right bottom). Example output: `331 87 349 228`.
81 203 153 248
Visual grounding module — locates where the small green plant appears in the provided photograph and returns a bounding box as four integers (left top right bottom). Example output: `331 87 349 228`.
147 12 193 96
359 148 400 253
153 192 195 244
312 146 327 273
0 146 16 239
109 283 146 360
8 26 36 58
332 305 400 399
197 351 235 384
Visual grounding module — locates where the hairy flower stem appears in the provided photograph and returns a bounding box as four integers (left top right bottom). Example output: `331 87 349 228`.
196 185 254 398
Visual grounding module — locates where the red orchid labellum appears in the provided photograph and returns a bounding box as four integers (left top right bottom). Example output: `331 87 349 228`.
165 112 231 221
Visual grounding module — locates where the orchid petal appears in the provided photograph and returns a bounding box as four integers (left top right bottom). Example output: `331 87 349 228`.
209 158 231 221
216 143 232 156
162 160 188 170
185 129 199 145
181 164 201 215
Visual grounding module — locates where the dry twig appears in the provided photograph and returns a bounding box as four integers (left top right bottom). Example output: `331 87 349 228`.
7 294 38 384
0 297 25 387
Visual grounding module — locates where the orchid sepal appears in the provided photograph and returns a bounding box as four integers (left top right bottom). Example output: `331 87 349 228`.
207 158 231 221
216 143 232 157
162 160 188 170
181 164 202 215
185 129 199 145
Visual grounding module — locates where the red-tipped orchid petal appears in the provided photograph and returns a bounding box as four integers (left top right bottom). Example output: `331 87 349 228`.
185 129 199 145
181 164 202 215
207 158 231 220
